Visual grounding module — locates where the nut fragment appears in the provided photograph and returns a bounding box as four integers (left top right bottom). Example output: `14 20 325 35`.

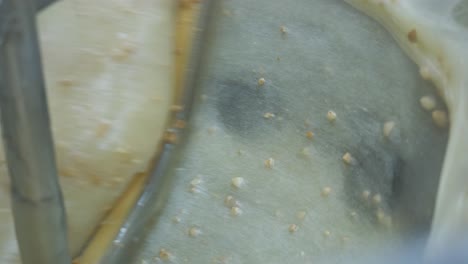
95 122 111 138
58 78 75 87
263 112 275 119
296 211 307 221
432 110 448 128
158 249 171 260
376 208 393 227
190 177 202 193
407 29 418 43
321 187 332 197
372 194 382 205
189 186 200 194
172 216 181 224
188 227 201 237
376 208 385 219
264 158 275 169
300 147 311 158
224 195 240 207
420 96 436 111
383 121 395 138
419 66 431 80
174 119 187 129
170 105 184 112
342 152 353 165
280 25 288 34
288 224 299 233
230 206 242 216
163 131 178 144
231 177 245 189
207 126 218 134
190 177 202 187
258 78 266 86
362 190 371 200
327 110 337 122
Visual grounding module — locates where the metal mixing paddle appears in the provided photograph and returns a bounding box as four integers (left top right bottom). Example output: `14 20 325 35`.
0 0 71 263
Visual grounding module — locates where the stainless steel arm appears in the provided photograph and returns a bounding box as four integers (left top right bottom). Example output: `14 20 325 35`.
0 0 71 263
101 1 214 262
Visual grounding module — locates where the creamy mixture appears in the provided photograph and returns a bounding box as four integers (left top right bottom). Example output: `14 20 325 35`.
0 0 174 262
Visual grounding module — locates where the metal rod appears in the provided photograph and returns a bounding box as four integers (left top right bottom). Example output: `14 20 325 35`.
0 0 71 263
100 1 215 263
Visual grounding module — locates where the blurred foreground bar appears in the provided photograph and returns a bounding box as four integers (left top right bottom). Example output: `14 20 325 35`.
0 0 71 263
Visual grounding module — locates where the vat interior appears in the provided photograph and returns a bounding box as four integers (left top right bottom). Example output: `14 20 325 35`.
115 0 450 263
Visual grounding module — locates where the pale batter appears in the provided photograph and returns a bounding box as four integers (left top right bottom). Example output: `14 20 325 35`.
0 0 175 261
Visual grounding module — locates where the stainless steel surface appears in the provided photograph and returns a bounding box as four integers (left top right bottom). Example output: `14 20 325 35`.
125 0 448 262
0 0 71 263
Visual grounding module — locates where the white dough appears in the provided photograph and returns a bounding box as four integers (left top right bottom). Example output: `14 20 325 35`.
0 0 174 261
